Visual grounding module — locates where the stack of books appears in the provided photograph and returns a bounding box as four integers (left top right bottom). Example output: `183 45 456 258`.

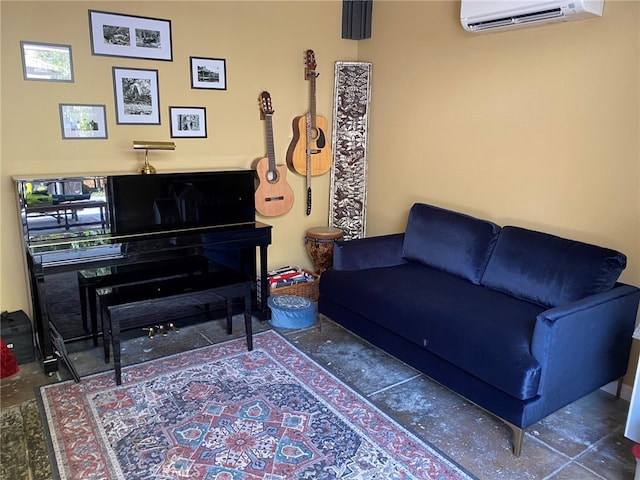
268 266 315 289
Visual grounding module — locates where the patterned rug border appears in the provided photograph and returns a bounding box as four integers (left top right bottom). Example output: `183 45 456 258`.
38 329 478 480
35 392 64 480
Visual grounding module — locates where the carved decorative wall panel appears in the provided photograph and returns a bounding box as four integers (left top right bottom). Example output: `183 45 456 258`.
329 61 372 240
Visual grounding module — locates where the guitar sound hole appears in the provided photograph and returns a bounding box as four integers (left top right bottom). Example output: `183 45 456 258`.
267 170 278 183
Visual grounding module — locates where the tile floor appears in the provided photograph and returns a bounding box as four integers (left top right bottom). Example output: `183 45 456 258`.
1 313 637 480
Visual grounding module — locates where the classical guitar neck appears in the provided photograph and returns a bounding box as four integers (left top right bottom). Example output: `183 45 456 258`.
264 113 277 175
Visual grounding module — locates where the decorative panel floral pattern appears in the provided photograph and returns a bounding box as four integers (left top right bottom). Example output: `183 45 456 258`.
329 62 372 240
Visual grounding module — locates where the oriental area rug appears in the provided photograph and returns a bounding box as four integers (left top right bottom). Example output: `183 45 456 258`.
38 330 476 480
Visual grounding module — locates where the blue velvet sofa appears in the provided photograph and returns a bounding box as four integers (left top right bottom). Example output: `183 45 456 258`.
318 203 640 455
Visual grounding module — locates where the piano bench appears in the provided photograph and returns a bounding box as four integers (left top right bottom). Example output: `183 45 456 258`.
78 255 210 344
97 273 253 385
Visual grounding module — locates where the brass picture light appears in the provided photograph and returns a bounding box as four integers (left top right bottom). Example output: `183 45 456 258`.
133 140 176 174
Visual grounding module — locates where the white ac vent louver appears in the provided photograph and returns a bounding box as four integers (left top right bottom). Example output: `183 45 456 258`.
460 0 604 33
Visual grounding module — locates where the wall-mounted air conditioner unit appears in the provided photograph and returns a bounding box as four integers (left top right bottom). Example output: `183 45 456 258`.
460 0 604 33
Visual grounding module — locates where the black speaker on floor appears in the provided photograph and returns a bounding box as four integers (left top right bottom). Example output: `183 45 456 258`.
1 310 35 364
342 0 372 40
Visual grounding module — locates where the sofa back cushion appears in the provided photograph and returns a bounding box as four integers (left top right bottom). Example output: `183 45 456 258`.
481 226 627 308
402 203 501 285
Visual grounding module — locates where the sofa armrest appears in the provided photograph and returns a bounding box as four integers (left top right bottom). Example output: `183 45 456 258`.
531 284 640 400
333 233 407 270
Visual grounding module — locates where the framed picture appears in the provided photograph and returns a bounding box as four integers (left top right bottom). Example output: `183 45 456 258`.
170 107 207 138
59 104 108 139
190 57 227 90
89 10 172 61
21 41 73 82
112 67 160 125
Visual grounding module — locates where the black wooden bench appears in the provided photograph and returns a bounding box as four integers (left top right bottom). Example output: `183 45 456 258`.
97 271 253 385
78 255 210 344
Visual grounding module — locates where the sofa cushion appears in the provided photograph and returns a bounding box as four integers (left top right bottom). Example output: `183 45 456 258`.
320 263 546 400
402 203 500 285
334 233 406 270
481 226 627 308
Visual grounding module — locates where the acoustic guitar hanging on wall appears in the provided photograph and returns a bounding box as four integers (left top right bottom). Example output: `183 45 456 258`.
286 49 332 178
253 91 294 217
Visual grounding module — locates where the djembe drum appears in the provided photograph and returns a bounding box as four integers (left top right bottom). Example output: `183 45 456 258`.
304 226 343 273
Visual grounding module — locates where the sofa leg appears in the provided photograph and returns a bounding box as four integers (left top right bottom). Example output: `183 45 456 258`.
617 378 624 399
505 421 524 457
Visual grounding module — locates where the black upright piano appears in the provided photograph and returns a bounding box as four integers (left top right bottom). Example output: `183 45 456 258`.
15 170 271 378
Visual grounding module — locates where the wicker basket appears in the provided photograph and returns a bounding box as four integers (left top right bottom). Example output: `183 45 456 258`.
270 270 319 301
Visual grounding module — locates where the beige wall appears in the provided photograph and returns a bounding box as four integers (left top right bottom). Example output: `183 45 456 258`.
0 1 356 313
1 1 639 383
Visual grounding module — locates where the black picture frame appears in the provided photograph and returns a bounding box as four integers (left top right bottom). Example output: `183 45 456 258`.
89 10 173 61
112 67 160 125
190 57 227 90
169 106 207 138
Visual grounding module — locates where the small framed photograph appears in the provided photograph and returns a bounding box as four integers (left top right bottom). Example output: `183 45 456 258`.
89 10 172 61
190 57 227 90
21 41 74 82
59 104 108 139
170 107 207 138
112 67 160 125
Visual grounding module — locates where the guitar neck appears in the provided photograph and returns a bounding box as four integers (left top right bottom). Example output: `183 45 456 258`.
265 114 276 171
308 72 318 131
305 111 312 215
305 112 312 171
